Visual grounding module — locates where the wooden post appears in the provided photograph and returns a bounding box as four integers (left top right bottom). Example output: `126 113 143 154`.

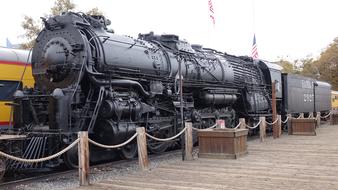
277 115 282 137
216 119 225 129
136 127 149 170
185 122 193 161
259 117 266 142
287 114 292 135
316 112 321 127
272 81 278 139
78 131 89 186
239 118 246 129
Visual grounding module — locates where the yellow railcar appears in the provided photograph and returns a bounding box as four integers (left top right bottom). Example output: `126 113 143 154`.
0 47 34 128
332 91 338 110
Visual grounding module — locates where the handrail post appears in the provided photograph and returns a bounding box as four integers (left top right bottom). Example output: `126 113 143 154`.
185 122 193 161
259 117 266 142
277 115 282 137
287 114 292 135
316 112 321 127
136 127 149 170
272 81 278 139
239 118 246 129
78 131 89 186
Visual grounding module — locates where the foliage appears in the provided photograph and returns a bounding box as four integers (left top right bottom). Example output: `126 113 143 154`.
278 59 295 74
20 0 103 49
316 37 338 90
20 16 41 49
86 7 103 15
50 0 75 16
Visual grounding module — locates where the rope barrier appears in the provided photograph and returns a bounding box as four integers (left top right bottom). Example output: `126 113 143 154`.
0 138 79 163
88 133 138 149
281 116 289 124
233 122 242 129
265 118 279 125
320 111 331 119
245 120 262 129
192 123 217 131
146 126 187 142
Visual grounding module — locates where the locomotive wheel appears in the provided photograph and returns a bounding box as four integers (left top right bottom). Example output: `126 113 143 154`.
0 157 5 181
147 130 172 154
63 146 78 169
120 140 138 159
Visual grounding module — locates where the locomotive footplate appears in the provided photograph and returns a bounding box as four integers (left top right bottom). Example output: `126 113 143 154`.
0 134 27 140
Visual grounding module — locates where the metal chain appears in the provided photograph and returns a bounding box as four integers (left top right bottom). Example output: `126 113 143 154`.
245 120 262 129
88 133 138 149
320 111 331 119
281 116 289 124
265 118 279 125
0 138 79 163
146 126 187 142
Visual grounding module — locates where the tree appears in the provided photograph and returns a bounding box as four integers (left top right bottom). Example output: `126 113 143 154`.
21 16 41 49
278 59 295 73
316 37 338 90
86 7 103 15
50 0 75 16
21 0 102 49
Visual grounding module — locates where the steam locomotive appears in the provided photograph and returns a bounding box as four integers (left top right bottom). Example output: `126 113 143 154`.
1 12 331 172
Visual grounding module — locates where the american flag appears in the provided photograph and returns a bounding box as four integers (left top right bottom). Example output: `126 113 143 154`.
208 0 215 27
251 34 259 59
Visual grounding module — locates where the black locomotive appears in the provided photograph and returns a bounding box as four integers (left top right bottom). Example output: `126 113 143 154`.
2 12 332 172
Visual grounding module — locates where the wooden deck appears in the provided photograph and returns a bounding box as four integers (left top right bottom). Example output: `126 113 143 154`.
75 124 338 190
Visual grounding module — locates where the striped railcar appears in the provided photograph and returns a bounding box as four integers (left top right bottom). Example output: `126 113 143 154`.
0 47 33 128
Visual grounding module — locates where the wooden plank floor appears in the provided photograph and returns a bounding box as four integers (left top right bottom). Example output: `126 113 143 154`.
75 124 338 190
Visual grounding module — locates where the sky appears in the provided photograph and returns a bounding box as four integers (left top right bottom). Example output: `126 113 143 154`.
1 0 338 62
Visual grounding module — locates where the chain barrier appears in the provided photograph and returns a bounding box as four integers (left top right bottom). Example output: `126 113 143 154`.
245 120 262 129
265 118 279 125
88 133 138 149
320 111 331 119
0 138 79 163
281 116 289 124
146 126 187 142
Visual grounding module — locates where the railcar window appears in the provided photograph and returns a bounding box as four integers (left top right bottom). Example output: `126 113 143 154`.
0 80 22 101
